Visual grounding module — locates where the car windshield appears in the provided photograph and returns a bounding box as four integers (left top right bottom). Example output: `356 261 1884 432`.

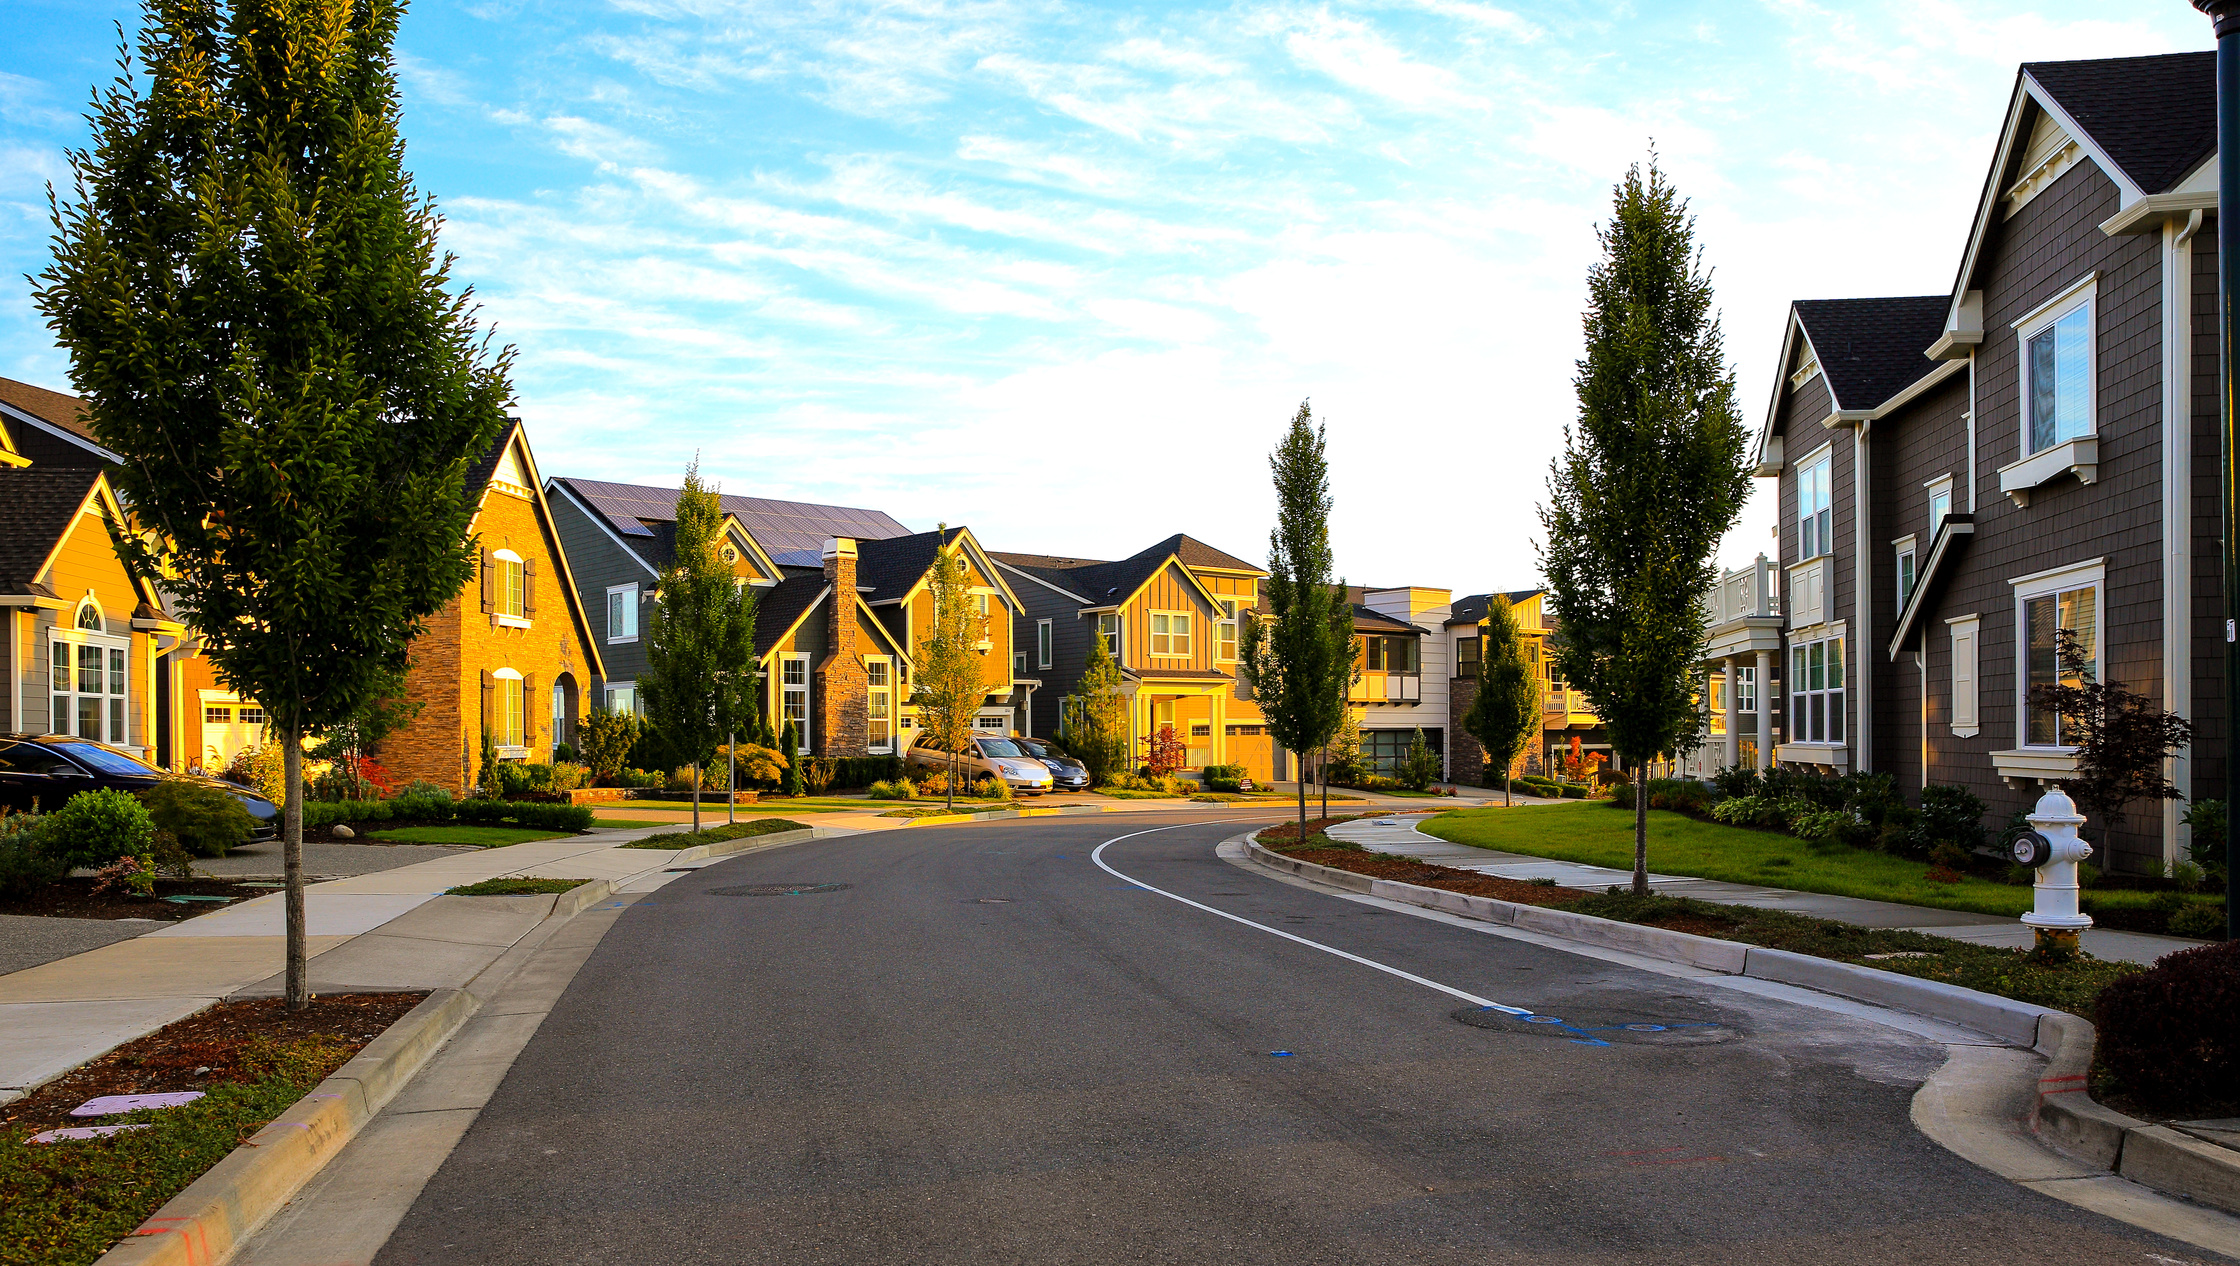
50 741 160 777
1013 739 1052 758
976 738 1024 758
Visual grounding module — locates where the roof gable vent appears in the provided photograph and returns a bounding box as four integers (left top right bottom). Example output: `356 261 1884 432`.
2005 109 2082 217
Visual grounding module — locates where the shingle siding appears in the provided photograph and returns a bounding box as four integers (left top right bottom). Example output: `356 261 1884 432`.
549 486 655 694
2192 218 2225 804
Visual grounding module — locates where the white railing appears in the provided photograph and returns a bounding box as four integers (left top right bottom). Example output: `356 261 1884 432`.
1350 672 1421 704
1704 554 1781 628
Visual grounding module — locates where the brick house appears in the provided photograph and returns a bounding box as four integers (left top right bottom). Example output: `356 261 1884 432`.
373 421 606 795
1750 52 2219 872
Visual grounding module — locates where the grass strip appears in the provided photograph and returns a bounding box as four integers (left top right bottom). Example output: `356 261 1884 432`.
1421 803 2205 920
618 818 811 849
443 877 591 896
0 1038 350 1266
365 825 572 848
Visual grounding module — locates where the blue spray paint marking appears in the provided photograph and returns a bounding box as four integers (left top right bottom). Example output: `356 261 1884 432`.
1269 1051 1295 1057
1486 1008 1715 1048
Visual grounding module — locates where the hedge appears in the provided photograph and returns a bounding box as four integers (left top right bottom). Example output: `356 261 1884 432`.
2095 937 2240 1115
301 798 593 833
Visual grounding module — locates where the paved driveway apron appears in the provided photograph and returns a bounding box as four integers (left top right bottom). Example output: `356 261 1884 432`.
376 813 2220 1266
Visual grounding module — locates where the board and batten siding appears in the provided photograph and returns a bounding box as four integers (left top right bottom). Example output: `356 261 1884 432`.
547 488 657 692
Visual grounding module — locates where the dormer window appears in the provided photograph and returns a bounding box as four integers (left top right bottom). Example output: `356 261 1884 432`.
77 602 103 632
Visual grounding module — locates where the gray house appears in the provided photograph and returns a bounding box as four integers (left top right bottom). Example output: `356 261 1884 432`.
1753 52 2218 873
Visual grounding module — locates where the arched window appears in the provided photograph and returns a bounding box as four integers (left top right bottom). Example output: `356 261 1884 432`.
76 601 103 632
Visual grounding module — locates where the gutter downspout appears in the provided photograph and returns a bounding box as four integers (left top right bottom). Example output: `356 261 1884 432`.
1855 420 1873 771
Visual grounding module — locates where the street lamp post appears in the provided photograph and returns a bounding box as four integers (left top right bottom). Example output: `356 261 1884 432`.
2200 0 2240 941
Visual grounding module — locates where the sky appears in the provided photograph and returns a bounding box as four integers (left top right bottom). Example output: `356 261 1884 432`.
0 0 2216 595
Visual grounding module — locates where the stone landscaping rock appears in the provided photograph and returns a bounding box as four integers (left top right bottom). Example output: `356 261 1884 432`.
332 823 356 839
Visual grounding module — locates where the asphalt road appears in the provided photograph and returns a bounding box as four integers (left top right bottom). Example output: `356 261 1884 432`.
375 812 2224 1265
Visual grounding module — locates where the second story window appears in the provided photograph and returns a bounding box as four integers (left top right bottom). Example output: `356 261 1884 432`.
2022 283 2094 455
2023 579 2097 747
1097 613 1120 659
1036 619 1052 670
1217 602 1239 662
606 584 638 643
1364 636 1418 674
1456 635 1480 679
1927 475 1953 533
1150 612 1191 657
1797 450 1831 559
493 550 526 619
1896 541 1917 608
1790 635 1844 745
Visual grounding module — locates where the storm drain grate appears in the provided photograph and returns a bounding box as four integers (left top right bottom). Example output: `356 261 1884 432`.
706 882 852 897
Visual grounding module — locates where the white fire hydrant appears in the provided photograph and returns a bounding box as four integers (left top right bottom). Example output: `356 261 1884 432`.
2013 787 2094 954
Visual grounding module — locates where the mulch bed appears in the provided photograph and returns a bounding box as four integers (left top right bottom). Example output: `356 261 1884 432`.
2 993 427 1136
0 877 279 923
1276 845 1592 908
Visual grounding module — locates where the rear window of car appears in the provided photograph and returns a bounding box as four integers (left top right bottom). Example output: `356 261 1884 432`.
0 742 81 776
49 742 159 777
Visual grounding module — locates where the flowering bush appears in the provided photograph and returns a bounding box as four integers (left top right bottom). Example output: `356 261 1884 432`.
90 852 157 898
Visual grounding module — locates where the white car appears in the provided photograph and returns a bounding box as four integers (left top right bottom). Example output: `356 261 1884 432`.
907 729 1056 794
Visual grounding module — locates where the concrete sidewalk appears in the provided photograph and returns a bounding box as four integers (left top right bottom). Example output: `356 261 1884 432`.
0 820 852 1106
1327 816 2201 966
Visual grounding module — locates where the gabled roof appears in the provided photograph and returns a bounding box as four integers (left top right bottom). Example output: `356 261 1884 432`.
856 526 1023 614
0 375 116 465
2024 53 2215 198
1160 533 1265 576
550 477 910 569
0 467 103 596
1351 604 1418 635
989 534 1233 614
466 422 606 683
1791 297 1949 413
752 574 831 661
1445 589 1541 627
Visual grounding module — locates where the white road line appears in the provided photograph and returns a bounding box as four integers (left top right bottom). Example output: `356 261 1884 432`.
1091 822 1531 1016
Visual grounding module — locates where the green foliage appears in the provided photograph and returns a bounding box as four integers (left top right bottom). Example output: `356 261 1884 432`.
1398 728 1441 791
577 709 644 783
547 762 589 793
138 780 256 859
779 721 808 797
866 779 913 801
1464 594 1541 801
2186 799 2227 885
618 818 811 849
977 775 1014 801
397 779 451 802
445 877 589 896
1200 764 1248 793
1063 636 1132 787
39 789 156 870
222 744 288 806
2030 628 2193 843
914 527 983 810
0 810 65 899
1919 784 1990 853
478 729 500 800
1242 400 1355 835
2095 939 2240 1115
89 853 158 899
1538 158 1752 892
2171 903 2227 939
639 459 759 817
299 797 590 833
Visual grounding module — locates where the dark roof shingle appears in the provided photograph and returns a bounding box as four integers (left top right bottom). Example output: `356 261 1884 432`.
0 468 101 594
751 574 830 660
552 477 910 569
2025 52 2215 196
1793 297 1950 412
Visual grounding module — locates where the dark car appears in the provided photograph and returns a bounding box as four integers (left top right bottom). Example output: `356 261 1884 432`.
1012 737 1090 791
0 734 280 837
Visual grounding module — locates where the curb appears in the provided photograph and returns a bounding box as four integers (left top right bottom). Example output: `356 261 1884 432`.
1245 835 2240 1218
92 872 634 1265
898 804 1116 827
2031 1011 2240 1214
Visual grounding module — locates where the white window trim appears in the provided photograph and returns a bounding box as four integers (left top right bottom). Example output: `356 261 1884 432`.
1149 610 1192 659
492 549 530 627
2010 559 2104 752
604 679 639 716
1215 601 1240 663
1893 534 1918 607
605 583 639 644
866 655 895 754
1795 442 1834 561
1787 626 1848 750
1924 474 1955 533
1947 614 1981 739
2013 273 2099 462
490 666 526 753
1097 612 1123 660
1036 618 1052 670
50 622 131 747
780 652 811 754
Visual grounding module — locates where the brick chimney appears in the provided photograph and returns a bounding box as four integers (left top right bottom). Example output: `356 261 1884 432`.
815 538 868 757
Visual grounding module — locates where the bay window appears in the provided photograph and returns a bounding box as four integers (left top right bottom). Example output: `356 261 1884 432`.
1789 635 1844 745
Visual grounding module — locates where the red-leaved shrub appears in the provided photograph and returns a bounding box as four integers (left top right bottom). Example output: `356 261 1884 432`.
2094 937 2240 1113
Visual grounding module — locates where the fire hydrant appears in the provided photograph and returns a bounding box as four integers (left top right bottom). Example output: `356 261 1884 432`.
2012 787 2093 955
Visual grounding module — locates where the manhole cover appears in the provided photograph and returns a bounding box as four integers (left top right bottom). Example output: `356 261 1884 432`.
706 882 851 897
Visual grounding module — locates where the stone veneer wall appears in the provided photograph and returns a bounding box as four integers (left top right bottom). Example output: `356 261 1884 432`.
816 540 869 757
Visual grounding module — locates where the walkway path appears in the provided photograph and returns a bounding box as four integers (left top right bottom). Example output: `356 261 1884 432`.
1328 815 2200 966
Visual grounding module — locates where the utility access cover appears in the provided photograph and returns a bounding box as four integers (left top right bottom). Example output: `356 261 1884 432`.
706 883 851 897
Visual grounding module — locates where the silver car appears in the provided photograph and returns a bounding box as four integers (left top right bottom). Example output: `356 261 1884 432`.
906 730 1055 794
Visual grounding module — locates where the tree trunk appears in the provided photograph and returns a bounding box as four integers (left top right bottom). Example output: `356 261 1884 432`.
1297 748 1308 842
727 732 736 826
692 763 702 833
1319 751 1328 820
284 734 307 1011
1632 770 1649 897
1504 771 1512 808
947 746 957 811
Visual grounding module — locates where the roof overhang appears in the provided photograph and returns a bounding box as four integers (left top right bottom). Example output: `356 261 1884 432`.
1754 308 1825 475
2100 189 2218 237
1887 515 1977 658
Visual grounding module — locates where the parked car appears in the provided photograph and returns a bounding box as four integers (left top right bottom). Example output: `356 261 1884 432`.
0 734 280 836
1010 737 1089 791
906 730 1055 795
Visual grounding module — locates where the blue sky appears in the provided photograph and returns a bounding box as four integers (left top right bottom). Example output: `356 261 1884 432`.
0 1 2214 592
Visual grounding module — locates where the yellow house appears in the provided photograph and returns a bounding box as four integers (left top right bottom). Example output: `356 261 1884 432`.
993 535 1275 780
1445 588 1607 782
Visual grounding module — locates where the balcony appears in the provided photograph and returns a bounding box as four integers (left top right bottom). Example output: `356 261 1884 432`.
1350 672 1420 705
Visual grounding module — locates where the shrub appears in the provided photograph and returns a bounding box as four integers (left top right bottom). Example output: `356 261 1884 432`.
577 709 643 782
1201 764 1248 793
615 767 661 790
0 808 64 898
1710 766 1763 800
139 779 257 859
1398 730 1441 791
1790 807 1863 849
2171 902 2226 940
396 779 451 802
831 755 904 790
89 852 157 898
1919 783 1989 853
2186 799 2227 884
547 761 590 793
222 743 288 804
1558 784 1589 800
300 797 590 833
976 775 1012 801
1876 805 1927 860
2095 938 2240 1113
1647 778 1710 815
41 788 157 870
865 779 912 801
1710 795 1761 826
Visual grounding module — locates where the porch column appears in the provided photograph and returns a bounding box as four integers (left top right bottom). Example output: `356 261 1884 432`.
1755 650 1774 771
1724 656 1741 771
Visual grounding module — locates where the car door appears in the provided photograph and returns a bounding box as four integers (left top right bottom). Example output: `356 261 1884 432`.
0 743 83 814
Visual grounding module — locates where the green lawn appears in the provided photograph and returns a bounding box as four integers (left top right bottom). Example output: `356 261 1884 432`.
611 796 920 813
445 877 591 896
1421 803 2186 920
367 825 573 848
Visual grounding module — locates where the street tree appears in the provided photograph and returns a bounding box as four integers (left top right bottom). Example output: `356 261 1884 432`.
1062 637 1130 786
1463 595 1542 806
1539 157 1752 895
915 528 983 810
1242 402 1354 840
640 460 757 832
36 0 513 1008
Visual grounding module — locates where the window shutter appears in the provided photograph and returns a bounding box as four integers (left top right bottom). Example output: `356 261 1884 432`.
524 560 538 618
481 670 494 736
1950 619 1979 734
524 674 540 750
480 551 494 614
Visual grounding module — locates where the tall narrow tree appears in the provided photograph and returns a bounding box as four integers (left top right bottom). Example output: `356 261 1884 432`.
36 0 513 1008
915 528 983 810
1063 636 1129 786
1463 595 1542 806
1243 402 1353 841
641 459 757 833
1540 158 1752 894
